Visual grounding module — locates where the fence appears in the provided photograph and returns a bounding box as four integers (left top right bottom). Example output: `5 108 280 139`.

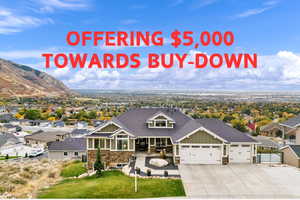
257 153 282 164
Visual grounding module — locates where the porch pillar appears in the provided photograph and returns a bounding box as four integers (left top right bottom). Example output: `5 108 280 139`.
148 138 150 153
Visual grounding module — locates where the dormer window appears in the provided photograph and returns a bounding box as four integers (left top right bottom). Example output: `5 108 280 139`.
147 112 175 128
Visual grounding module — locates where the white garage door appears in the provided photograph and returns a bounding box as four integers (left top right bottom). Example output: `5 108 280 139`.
180 145 221 164
229 144 251 163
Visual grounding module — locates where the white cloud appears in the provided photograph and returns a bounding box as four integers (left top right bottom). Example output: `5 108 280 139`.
120 19 139 25
0 7 52 34
0 48 58 59
35 0 89 12
234 1 279 18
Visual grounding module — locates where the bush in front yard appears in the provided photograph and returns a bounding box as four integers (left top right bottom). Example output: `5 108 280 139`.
147 169 151 176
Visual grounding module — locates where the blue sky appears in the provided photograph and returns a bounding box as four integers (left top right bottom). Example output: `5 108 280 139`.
0 0 300 90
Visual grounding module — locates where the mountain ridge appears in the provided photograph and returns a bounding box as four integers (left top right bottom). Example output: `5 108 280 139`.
0 58 74 98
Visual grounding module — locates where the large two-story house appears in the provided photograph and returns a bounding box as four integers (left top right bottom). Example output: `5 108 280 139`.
86 108 257 169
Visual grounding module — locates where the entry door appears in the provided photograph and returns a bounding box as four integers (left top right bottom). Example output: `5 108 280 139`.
230 144 251 163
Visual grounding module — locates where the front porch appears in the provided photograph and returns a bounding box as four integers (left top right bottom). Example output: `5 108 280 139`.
135 137 173 154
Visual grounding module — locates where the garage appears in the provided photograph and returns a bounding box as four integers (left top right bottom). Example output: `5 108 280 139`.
180 145 222 164
229 144 251 163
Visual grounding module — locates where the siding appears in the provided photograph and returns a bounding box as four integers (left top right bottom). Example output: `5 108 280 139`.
98 124 119 133
282 147 300 168
181 130 222 144
48 151 86 160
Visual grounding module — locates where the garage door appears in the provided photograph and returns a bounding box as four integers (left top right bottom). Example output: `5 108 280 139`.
180 145 221 164
229 144 251 163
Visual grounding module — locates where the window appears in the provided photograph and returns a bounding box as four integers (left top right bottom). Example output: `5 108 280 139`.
223 145 227 156
192 146 200 148
202 146 210 148
231 145 238 147
64 152 68 156
167 138 172 145
241 145 250 147
88 138 93 148
100 139 105 148
155 120 166 127
94 139 99 148
106 139 110 149
176 145 179 155
116 135 128 151
74 152 78 156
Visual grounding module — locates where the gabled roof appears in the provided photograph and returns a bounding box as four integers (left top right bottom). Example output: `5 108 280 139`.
71 129 89 135
281 145 300 158
280 115 300 128
48 138 86 151
196 118 257 143
146 111 175 122
85 108 257 143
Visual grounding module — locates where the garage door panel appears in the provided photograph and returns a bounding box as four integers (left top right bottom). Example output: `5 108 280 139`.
230 145 251 163
180 145 221 164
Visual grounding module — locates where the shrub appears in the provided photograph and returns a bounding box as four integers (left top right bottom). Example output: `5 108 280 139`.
160 149 167 159
164 170 168 177
94 147 104 177
37 169 45 175
11 178 27 185
25 153 28 158
5 154 9 159
23 167 31 172
20 172 32 179
147 169 151 176
135 167 141 175
48 172 56 178
0 186 5 194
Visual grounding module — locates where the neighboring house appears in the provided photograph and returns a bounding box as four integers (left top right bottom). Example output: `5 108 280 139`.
48 138 86 160
53 120 65 127
261 115 300 144
85 108 258 169
251 135 281 150
24 130 70 148
0 124 21 133
280 145 300 168
29 120 51 127
0 114 14 123
0 106 7 114
92 120 105 127
71 129 90 138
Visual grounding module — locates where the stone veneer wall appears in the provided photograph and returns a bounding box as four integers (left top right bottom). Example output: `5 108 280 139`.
87 150 134 169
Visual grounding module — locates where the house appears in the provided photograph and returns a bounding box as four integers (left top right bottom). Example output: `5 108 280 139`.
252 135 281 150
85 108 258 169
0 124 22 133
24 130 70 148
261 115 300 144
29 120 51 127
0 114 14 123
71 129 90 138
53 120 65 127
280 145 300 168
48 138 86 160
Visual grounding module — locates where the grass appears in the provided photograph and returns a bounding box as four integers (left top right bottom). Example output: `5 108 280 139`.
60 161 87 178
38 170 186 198
0 156 19 160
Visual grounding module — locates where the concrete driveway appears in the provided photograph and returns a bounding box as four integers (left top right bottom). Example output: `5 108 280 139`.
179 164 300 199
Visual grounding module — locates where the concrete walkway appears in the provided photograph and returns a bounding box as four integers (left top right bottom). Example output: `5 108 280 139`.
135 153 180 176
179 164 300 199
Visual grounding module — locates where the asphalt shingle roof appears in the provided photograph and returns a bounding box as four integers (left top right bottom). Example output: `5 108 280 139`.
88 108 257 144
289 145 300 158
24 130 69 142
196 118 257 143
48 138 86 151
281 115 300 127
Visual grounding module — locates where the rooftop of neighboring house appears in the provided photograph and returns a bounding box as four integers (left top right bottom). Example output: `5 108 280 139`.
71 129 89 136
251 135 280 149
48 138 86 151
88 108 257 144
280 114 300 128
0 133 20 148
281 145 300 158
24 130 69 142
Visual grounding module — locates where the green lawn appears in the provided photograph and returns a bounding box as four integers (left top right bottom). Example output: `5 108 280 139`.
38 171 186 198
0 156 19 160
60 161 87 178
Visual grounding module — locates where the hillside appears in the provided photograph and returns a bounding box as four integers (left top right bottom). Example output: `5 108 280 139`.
0 58 73 98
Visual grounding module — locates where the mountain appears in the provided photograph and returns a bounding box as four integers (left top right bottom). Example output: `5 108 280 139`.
0 58 74 98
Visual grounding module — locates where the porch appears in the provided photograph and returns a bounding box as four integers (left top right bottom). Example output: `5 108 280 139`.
135 137 173 154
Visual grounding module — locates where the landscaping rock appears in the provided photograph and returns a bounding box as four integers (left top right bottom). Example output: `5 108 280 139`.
149 158 168 167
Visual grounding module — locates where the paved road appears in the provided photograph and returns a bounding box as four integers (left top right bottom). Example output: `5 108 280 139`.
179 164 300 199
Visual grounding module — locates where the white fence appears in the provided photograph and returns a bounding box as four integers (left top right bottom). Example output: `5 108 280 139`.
257 153 282 163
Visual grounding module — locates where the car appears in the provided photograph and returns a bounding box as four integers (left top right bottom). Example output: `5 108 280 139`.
28 149 44 157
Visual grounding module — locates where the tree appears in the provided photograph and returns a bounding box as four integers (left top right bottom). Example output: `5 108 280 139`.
231 119 247 132
94 147 104 177
24 109 41 120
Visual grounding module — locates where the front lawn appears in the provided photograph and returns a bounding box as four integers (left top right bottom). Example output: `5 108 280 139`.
60 161 87 178
0 156 19 160
38 170 185 198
